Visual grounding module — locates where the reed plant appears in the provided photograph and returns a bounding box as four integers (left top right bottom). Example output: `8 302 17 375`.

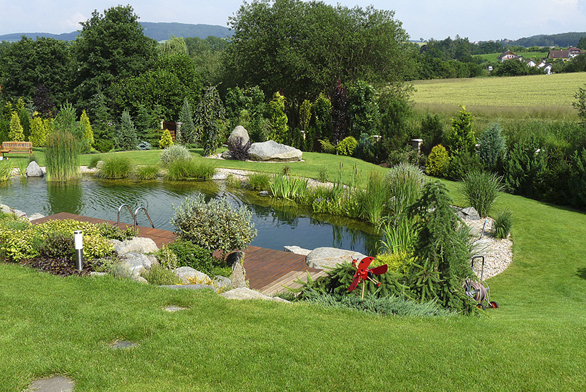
359 170 389 226
166 158 216 181
462 171 504 218
248 172 271 190
97 155 134 179
387 163 427 216
379 215 418 255
45 130 80 181
15 159 28 178
87 155 101 169
136 164 160 180
269 174 308 200
318 165 329 183
0 160 12 181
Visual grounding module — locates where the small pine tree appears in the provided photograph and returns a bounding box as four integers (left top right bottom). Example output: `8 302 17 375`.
178 97 197 144
446 106 476 155
9 112 25 141
313 92 332 142
79 110 94 153
135 103 151 142
28 114 48 147
267 92 288 144
116 111 138 150
426 144 450 177
18 107 31 140
478 122 506 171
159 129 174 149
408 181 475 313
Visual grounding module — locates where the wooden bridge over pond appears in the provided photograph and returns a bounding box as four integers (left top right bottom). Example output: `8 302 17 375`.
34 213 326 295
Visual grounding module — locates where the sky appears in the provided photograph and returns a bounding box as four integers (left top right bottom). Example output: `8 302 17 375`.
1 0 586 42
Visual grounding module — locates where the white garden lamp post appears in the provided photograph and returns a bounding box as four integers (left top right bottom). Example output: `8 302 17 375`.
74 230 83 271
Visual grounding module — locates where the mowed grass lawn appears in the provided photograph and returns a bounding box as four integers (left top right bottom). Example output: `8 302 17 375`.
412 72 585 117
2 154 586 390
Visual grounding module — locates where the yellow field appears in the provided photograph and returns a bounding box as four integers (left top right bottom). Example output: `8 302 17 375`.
411 73 585 118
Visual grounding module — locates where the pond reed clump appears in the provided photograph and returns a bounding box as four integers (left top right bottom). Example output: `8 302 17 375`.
166 158 215 180
45 130 80 181
269 174 308 200
97 155 134 179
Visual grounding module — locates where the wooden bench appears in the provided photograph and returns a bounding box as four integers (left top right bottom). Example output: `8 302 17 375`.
0 141 33 158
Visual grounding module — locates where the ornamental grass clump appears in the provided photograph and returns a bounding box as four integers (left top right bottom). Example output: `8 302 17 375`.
462 170 504 218
386 162 427 216
97 155 134 179
359 170 388 226
159 145 192 167
248 173 271 190
172 193 257 257
45 130 80 181
269 174 308 200
0 161 12 181
137 164 159 180
493 210 513 239
165 158 215 180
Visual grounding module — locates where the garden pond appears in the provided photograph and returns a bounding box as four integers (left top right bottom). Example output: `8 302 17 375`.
0 176 381 255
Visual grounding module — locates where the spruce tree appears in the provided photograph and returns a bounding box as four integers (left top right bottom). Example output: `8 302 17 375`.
178 98 196 144
135 103 151 142
267 92 288 144
116 111 138 150
29 115 48 147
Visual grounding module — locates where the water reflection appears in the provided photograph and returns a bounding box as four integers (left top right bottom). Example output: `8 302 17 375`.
0 176 381 255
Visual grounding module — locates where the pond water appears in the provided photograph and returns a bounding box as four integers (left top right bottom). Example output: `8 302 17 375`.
0 176 381 255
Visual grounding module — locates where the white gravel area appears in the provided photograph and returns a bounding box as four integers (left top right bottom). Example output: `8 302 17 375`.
465 217 513 280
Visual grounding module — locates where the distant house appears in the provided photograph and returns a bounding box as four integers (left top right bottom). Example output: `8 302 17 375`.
536 61 552 74
527 60 537 67
497 50 517 62
547 47 584 61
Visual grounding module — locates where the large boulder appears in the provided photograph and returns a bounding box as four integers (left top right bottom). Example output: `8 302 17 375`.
305 247 367 270
111 237 159 256
248 140 302 162
25 161 44 177
173 266 212 285
230 261 247 289
121 252 157 277
227 126 250 152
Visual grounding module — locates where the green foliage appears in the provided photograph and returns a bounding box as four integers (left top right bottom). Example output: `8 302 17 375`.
354 133 376 162
159 145 191 167
462 171 503 218
155 244 178 270
0 118 9 144
45 129 80 181
493 210 513 239
87 155 101 169
79 110 94 153
172 194 257 256
299 99 312 131
224 86 267 142
97 155 134 179
141 264 182 285
445 106 476 155
267 92 288 144
165 159 215 181
116 110 138 150
386 162 427 215
348 80 380 138
478 122 506 171
136 165 159 180
224 0 413 105
247 172 271 191
72 5 158 111
166 239 218 276
359 170 389 226
195 86 226 156
159 130 174 149
573 85 586 126
38 233 74 260
374 251 414 275
178 97 197 144
426 144 450 177
0 161 12 181
379 217 419 257
336 136 357 156
318 139 337 154
408 181 475 313
159 35 188 57
503 136 547 197
378 88 413 151
318 166 328 183
8 112 24 141
28 115 48 147
419 112 444 155
54 102 81 139
313 92 332 142
269 175 309 200
446 150 482 181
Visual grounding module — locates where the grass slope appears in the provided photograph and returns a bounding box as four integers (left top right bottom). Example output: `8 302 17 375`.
412 72 584 119
1 169 586 390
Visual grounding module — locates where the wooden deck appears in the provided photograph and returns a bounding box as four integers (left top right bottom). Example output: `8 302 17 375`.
34 213 325 294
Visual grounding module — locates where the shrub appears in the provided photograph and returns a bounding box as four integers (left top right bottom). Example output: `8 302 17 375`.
155 244 178 270
159 145 191 167
167 239 217 276
336 136 358 156
165 159 215 181
97 155 134 179
268 91 288 143
446 151 482 181
319 138 336 154
38 233 75 260
354 133 376 162
141 264 182 285
462 171 503 218
503 136 547 197
230 136 251 161
172 194 257 256
445 106 476 155
9 112 25 141
248 172 271 190
478 122 506 171
493 210 513 239
374 251 415 275
426 144 449 177
386 163 426 215
95 139 114 153
159 129 174 149
419 113 444 156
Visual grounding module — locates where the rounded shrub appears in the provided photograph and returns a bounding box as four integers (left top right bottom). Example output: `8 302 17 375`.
159 129 174 149
336 136 358 156
172 193 257 256
426 144 450 177
159 145 192 167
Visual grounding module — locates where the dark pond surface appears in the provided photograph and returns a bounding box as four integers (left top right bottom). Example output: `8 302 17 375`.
0 176 381 255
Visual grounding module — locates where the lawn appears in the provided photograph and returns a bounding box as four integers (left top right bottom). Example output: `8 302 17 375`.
411 72 584 119
1 155 586 390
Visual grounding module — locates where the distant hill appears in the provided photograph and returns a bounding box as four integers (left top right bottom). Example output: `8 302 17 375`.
503 32 586 47
0 22 232 42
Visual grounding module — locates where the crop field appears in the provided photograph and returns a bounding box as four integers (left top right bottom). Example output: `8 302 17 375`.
411 72 584 118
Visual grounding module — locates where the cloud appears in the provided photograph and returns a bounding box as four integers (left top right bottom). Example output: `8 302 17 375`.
59 12 87 31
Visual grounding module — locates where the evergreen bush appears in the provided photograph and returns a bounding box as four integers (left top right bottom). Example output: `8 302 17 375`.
172 194 257 257
478 122 506 171
336 136 358 156
8 112 24 141
426 144 450 177
159 129 174 149
116 110 138 150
